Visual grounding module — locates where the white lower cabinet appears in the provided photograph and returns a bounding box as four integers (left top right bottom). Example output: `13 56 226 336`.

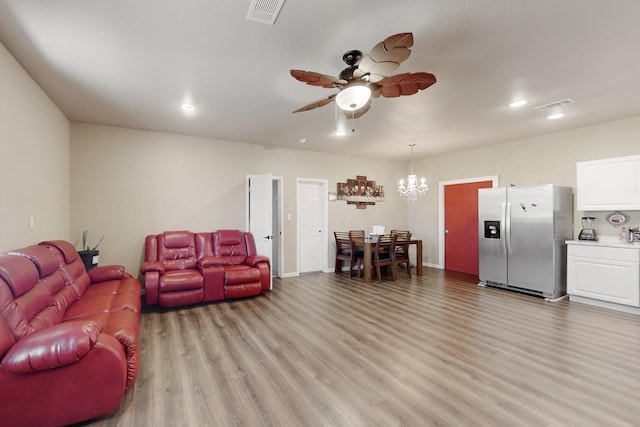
567 242 640 309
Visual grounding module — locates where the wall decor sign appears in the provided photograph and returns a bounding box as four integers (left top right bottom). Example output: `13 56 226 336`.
337 175 385 209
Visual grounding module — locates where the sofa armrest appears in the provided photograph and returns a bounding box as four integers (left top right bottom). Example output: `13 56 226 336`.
143 271 160 306
1 320 101 374
140 260 165 274
198 256 221 268
245 255 270 267
89 265 127 283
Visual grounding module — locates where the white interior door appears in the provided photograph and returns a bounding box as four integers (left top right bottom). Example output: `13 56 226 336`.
297 179 326 273
248 174 273 264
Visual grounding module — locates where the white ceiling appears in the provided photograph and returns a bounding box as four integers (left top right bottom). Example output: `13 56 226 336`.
1 0 640 161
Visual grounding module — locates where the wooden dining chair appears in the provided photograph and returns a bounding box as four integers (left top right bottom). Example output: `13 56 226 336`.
334 231 358 278
391 230 412 278
348 230 365 277
372 233 397 282
348 229 365 239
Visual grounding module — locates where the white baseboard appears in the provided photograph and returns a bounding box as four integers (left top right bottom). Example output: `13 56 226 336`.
569 295 640 315
279 272 299 278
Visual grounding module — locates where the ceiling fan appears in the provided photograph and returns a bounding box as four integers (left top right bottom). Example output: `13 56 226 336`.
290 32 436 119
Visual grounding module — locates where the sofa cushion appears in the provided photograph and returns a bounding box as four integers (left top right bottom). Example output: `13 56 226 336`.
83 278 142 313
0 255 40 298
158 232 197 271
159 270 203 292
65 282 141 319
1 320 101 374
223 265 261 285
163 231 193 248
158 290 204 308
9 246 76 316
40 241 92 297
0 255 63 340
8 245 59 278
41 240 80 264
0 316 16 359
225 282 262 299
214 230 248 265
217 229 243 246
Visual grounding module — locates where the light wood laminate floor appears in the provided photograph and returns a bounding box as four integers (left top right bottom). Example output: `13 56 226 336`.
81 268 640 427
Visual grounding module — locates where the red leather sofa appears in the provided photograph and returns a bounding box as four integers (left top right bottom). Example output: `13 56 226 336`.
141 230 270 308
0 240 141 427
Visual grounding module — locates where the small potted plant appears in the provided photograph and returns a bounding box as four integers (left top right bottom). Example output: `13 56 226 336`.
78 230 104 270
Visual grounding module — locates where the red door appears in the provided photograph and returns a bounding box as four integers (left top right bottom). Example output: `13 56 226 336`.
444 180 493 275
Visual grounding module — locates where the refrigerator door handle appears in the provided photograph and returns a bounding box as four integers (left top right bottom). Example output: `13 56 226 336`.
500 202 507 254
505 202 512 255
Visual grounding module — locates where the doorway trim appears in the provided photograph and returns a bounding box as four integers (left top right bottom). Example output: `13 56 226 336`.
437 175 499 269
296 178 329 275
245 175 284 279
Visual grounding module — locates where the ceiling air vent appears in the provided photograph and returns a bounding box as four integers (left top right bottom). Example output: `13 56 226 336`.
533 98 574 112
246 0 287 25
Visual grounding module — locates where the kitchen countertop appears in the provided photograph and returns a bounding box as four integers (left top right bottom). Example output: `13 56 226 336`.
566 239 640 249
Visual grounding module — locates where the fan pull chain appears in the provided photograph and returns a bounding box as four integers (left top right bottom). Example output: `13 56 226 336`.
351 109 355 133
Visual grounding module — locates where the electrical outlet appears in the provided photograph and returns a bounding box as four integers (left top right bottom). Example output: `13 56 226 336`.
29 215 34 229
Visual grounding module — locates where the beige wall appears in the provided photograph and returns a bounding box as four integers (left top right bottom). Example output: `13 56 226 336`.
410 115 640 267
70 123 408 276
5 40 640 276
0 43 70 252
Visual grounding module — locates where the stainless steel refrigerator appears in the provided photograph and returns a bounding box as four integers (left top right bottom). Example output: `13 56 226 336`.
478 184 573 300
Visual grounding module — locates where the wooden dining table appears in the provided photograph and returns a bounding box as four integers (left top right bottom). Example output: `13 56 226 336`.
351 237 423 282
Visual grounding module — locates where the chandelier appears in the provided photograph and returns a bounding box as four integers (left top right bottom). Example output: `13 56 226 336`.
398 144 428 202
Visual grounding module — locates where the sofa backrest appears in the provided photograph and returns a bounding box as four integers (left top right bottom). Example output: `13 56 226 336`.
212 230 252 265
147 231 197 270
39 240 92 298
0 246 73 346
194 232 214 260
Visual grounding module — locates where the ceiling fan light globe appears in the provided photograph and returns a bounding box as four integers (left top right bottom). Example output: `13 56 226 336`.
336 85 371 111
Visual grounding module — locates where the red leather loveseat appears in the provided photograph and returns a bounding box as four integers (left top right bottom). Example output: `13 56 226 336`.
0 240 141 427
141 230 270 308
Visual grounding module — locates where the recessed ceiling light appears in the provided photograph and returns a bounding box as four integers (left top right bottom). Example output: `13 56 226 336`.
298 138 307 144
335 130 346 137
547 112 564 120
509 100 527 108
181 103 194 112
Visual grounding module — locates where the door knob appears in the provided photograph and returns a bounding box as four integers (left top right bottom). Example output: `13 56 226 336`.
444 229 449 234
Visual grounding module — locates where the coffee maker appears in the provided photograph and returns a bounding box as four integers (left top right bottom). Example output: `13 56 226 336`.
578 217 597 241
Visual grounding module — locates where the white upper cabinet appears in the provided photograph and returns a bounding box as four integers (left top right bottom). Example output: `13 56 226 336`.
577 154 640 211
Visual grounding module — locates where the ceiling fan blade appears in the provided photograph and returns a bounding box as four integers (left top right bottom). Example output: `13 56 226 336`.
353 32 414 81
290 70 344 88
378 72 437 98
368 41 411 65
292 94 337 113
354 56 405 83
380 32 414 50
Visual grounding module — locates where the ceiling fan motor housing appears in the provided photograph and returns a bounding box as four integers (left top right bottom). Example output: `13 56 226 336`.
339 50 363 81
342 49 362 66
